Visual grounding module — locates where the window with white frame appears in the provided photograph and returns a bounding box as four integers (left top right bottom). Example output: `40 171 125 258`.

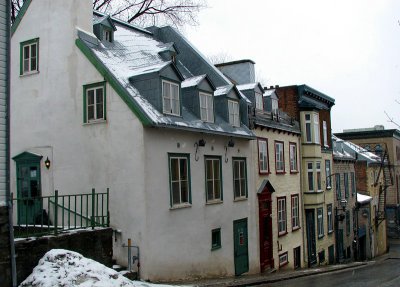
255 92 263 110
316 162 322 191
307 162 314 191
169 154 191 206
258 139 269 173
336 174 341 200
323 121 328 147
275 141 285 173
271 98 279 114
325 160 332 189
289 143 298 172
305 114 312 143
233 158 247 199
199 92 214 122
317 207 324 238
228 100 240 127
327 204 333 233
205 157 222 202
103 29 112 42
20 38 39 75
291 195 300 230
314 112 320 144
278 197 287 235
279 252 288 267
84 82 106 123
162 80 180 116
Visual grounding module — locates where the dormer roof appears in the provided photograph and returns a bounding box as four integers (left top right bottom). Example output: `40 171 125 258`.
93 15 117 31
181 74 215 90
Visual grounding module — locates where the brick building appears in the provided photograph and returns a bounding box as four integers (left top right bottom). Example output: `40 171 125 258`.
336 126 400 238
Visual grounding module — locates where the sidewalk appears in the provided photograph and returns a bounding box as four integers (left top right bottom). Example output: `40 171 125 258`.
179 261 368 287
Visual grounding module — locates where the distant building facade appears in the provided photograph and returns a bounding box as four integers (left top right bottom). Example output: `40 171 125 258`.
336 126 400 239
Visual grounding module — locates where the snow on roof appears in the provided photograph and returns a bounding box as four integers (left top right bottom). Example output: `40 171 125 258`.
263 89 275 96
237 83 258 91
333 135 381 163
20 249 179 287
357 193 372 204
0 200 6 207
79 21 254 138
181 74 206 88
215 84 234 96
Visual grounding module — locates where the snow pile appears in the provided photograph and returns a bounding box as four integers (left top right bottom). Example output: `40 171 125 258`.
19 249 181 287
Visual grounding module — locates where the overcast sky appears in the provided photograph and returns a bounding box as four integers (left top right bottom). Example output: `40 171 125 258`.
184 0 400 133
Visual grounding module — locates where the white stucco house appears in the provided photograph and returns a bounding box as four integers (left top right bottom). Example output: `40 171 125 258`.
10 0 261 281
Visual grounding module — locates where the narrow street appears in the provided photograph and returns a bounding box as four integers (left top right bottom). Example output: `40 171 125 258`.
262 239 400 287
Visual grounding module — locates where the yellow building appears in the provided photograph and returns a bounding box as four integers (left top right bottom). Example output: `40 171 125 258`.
275 85 335 266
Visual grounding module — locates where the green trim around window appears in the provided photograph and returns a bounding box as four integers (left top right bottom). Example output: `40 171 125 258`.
204 155 223 202
168 153 192 207
11 0 33 36
211 228 221 250
20 38 39 75
232 157 248 199
83 81 107 123
75 39 153 126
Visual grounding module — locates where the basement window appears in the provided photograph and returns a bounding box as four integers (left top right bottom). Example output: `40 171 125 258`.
211 228 221 250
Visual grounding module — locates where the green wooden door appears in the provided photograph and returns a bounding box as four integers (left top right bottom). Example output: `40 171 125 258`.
16 162 42 224
233 218 249 276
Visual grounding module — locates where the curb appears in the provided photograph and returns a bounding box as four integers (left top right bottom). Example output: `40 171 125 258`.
194 262 368 287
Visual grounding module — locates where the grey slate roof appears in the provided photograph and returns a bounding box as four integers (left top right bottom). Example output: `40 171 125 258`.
332 135 381 164
78 13 254 139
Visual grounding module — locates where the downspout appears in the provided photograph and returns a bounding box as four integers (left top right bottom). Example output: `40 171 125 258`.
6 0 17 285
298 135 307 267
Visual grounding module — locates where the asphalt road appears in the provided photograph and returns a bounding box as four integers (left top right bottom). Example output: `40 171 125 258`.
262 240 400 287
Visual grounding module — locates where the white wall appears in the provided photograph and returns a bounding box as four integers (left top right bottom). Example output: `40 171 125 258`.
140 129 258 281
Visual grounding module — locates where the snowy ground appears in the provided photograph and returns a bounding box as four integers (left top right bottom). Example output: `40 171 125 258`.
19 249 186 287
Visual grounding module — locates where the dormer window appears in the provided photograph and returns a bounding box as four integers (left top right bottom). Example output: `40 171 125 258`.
271 98 278 113
199 92 214 122
255 92 263 110
104 29 112 42
162 80 180 116
93 15 116 43
228 100 240 127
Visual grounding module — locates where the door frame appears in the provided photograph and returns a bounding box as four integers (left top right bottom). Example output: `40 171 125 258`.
257 180 275 272
13 151 43 224
233 218 249 276
305 209 317 267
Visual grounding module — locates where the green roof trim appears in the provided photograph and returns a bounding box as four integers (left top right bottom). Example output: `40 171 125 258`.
11 0 32 36
75 38 153 126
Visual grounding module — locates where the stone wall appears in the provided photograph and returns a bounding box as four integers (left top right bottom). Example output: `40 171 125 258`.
15 227 113 285
0 206 11 287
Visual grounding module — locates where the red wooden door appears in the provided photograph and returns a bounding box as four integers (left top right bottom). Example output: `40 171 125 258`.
258 191 274 271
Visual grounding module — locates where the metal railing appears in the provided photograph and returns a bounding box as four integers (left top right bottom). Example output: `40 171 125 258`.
13 188 109 238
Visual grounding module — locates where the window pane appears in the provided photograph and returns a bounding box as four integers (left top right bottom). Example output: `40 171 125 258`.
181 181 188 203
31 57 37 71
31 44 36 57
234 180 240 198
24 59 29 73
180 158 187 180
214 180 221 199
88 106 94 120
24 46 30 60
87 90 94 105
172 182 180 204
213 160 220 179
207 181 214 200
170 159 179 180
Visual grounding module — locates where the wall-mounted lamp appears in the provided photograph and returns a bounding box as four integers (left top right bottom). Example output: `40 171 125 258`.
224 138 235 163
340 199 347 211
194 139 206 161
44 157 51 169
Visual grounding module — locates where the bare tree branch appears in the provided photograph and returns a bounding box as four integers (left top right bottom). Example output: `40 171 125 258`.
11 0 207 29
385 110 400 129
